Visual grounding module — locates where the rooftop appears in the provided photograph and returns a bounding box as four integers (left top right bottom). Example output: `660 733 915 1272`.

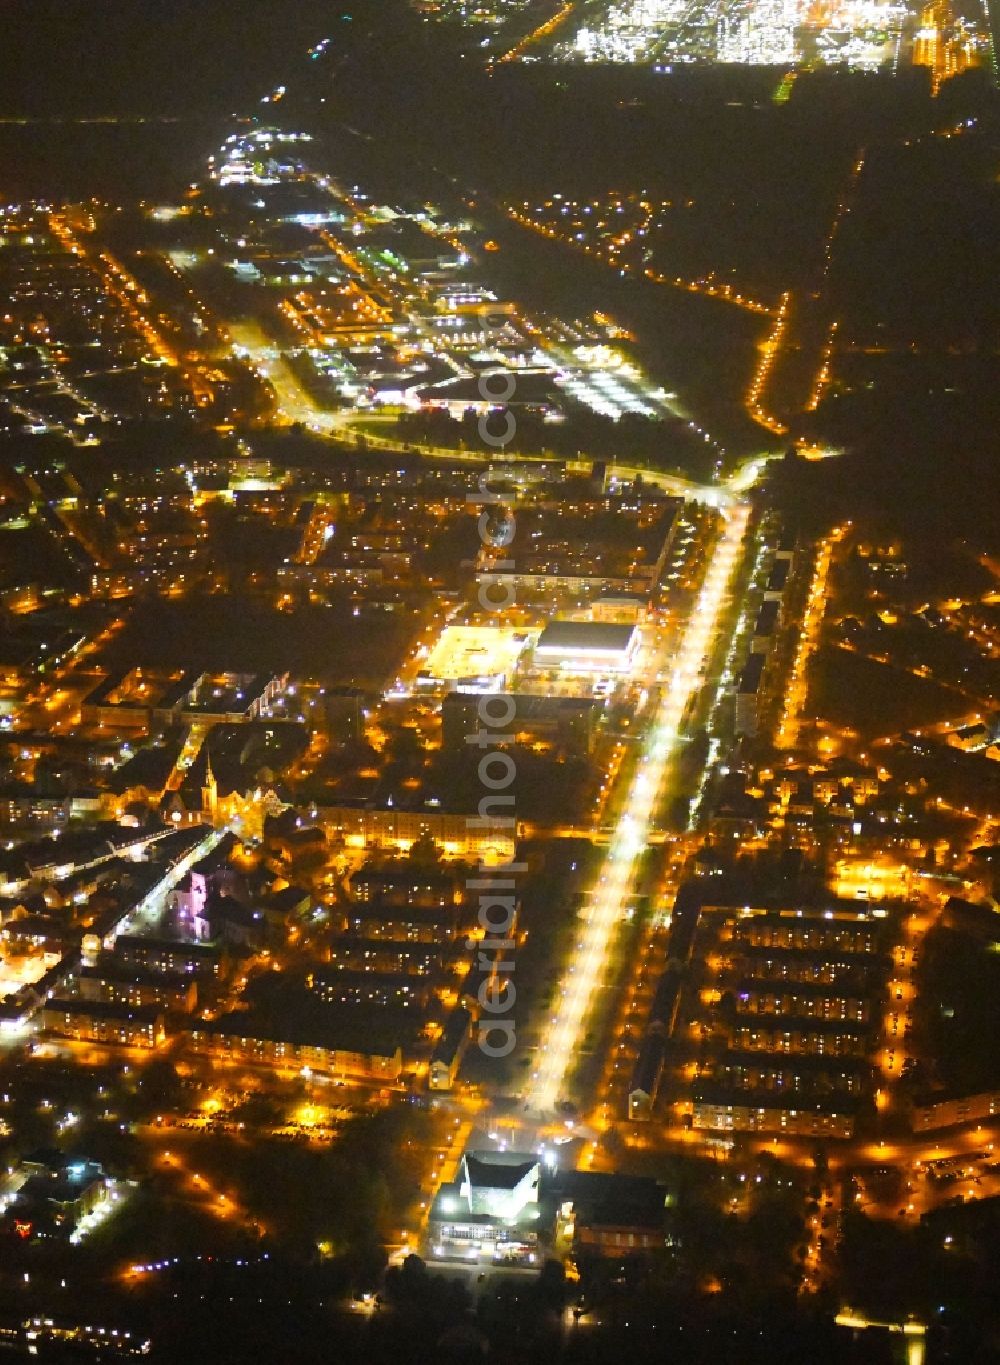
535 621 637 654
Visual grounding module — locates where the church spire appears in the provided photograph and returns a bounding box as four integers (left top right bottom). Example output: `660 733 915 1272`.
203 747 218 820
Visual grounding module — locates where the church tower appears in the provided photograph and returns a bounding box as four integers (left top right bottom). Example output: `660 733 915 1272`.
202 750 218 823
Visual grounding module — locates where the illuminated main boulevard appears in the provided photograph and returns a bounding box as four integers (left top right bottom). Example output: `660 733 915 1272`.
527 503 750 1114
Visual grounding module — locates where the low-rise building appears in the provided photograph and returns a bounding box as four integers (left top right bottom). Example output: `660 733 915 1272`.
322 941 445 977
346 901 466 943
306 969 430 1010
734 652 767 738
441 691 602 756
911 1089 1000 1133
186 1015 403 1082
39 999 166 1048
691 1088 858 1139
72 960 197 1012
349 862 462 908
111 934 225 979
4 1153 109 1241
551 1169 668 1256
317 801 515 862
429 1006 473 1091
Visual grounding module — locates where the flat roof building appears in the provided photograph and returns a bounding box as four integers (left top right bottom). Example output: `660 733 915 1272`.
418 625 532 694
533 621 639 675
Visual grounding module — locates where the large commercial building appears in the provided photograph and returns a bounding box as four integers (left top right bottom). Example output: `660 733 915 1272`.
533 621 640 675
428 1149 668 1262
417 626 533 694
429 1151 542 1261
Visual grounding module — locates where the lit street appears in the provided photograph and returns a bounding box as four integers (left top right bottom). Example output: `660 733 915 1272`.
527 503 749 1115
